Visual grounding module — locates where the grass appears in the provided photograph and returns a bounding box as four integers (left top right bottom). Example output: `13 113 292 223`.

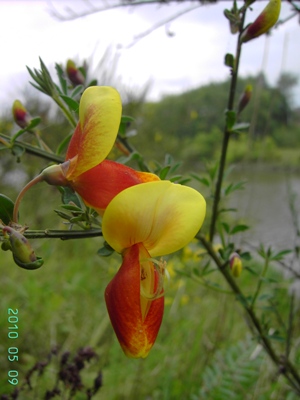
0 231 299 399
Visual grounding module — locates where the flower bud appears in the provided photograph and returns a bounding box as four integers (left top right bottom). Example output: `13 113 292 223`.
237 84 252 116
12 100 32 129
229 252 242 278
2 226 43 270
66 59 85 86
241 0 281 43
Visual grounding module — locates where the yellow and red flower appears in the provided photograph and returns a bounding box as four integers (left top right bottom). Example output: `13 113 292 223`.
14 86 159 220
102 180 206 358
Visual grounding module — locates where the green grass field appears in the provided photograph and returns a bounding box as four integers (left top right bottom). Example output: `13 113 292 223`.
1 232 299 399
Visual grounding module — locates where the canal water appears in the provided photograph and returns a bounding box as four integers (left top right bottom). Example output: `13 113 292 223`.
225 164 300 252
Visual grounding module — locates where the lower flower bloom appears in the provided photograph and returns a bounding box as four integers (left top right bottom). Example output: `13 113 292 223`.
102 180 206 358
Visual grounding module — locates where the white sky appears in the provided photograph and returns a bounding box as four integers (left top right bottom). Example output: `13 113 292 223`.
0 0 299 110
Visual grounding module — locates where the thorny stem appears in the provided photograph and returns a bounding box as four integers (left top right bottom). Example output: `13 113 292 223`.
209 10 246 242
198 234 300 395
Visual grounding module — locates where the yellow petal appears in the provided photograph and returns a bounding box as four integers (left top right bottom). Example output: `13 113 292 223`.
102 181 206 257
68 86 122 179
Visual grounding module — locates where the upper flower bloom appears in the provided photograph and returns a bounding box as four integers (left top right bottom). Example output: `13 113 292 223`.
241 0 281 43
13 86 159 221
102 180 206 358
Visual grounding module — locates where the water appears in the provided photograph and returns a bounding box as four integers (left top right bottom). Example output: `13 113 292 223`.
227 164 300 252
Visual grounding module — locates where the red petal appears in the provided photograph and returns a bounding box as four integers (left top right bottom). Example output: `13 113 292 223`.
105 243 164 358
70 160 159 215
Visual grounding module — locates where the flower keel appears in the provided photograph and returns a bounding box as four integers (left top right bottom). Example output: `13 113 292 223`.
105 243 164 358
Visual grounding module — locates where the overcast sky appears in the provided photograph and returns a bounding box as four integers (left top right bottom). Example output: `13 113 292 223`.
0 0 299 111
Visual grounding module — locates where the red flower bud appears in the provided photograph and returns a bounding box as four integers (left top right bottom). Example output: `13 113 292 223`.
241 0 281 43
12 100 31 129
66 59 85 86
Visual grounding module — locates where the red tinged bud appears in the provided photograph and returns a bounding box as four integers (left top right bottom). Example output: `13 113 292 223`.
241 0 281 43
12 100 31 128
66 59 85 86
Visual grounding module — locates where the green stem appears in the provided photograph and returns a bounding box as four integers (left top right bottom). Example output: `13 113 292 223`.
209 11 246 242
198 234 300 394
250 256 269 309
13 175 44 223
0 133 64 163
0 229 102 241
53 95 77 128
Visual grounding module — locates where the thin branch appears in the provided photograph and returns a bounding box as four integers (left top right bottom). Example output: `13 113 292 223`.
121 4 202 49
0 133 64 163
48 0 211 21
0 228 103 241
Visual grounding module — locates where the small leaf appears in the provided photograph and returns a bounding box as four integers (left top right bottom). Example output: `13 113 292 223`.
97 242 114 257
70 85 84 98
26 117 42 131
55 63 68 95
224 53 235 68
60 204 84 213
11 144 25 160
60 95 79 112
56 133 72 155
159 166 171 180
0 194 15 224
190 174 210 187
224 181 246 196
118 115 135 137
231 224 249 234
59 186 81 207
221 222 230 233
231 122 250 132
225 110 236 131
271 249 292 261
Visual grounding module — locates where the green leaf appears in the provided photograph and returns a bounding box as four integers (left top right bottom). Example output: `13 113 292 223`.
58 186 81 208
11 144 25 160
244 266 259 275
60 204 84 213
231 122 250 132
224 181 246 196
55 63 68 95
70 85 84 98
0 194 15 224
230 224 249 234
56 133 72 155
176 178 191 185
219 208 237 214
224 53 235 68
190 173 210 187
221 222 230 234
271 249 292 261
225 110 236 131
97 242 114 257
159 166 171 180
60 95 79 112
118 115 135 137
